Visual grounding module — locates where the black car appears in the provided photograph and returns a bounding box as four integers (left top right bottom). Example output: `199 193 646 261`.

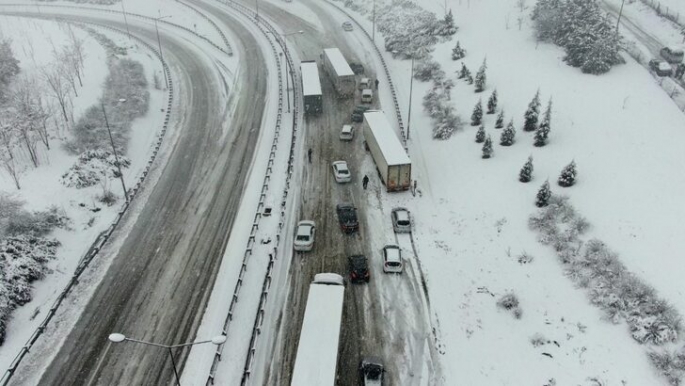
351 105 370 123
348 255 370 283
359 357 384 385
336 203 359 233
350 62 365 75
649 59 673 77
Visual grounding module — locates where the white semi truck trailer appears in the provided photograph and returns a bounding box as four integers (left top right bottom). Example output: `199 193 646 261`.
322 48 355 97
362 110 412 192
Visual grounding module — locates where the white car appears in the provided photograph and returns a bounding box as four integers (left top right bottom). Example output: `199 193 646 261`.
340 125 354 141
359 77 370 90
382 245 403 273
391 207 411 233
361 88 373 104
294 220 315 251
342 21 354 31
332 161 352 183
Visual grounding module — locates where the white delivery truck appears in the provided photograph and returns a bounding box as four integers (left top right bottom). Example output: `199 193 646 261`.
301 60 323 114
362 111 411 192
322 48 356 97
290 273 346 386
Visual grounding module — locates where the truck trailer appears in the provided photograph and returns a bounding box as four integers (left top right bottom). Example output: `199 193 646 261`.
290 273 345 386
301 60 323 114
322 48 355 97
362 111 411 192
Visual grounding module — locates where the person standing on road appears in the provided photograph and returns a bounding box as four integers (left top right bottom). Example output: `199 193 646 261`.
362 175 369 190
308 148 312 163
374 78 379 90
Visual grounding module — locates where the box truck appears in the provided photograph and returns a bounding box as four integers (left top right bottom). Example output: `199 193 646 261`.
301 60 323 114
322 48 355 97
362 111 411 192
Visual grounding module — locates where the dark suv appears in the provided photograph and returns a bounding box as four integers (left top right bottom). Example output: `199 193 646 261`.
351 105 370 123
358 357 384 385
348 255 370 283
336 204 359 233
350 62 365 75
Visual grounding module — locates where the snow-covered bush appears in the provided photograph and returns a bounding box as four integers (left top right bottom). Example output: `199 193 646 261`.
482 135 493 159
530 333 546 347
451 41 466 60
97 190 117 206
487 89 498 114
519 156 534 182
558 160 577 187
523 90 541 132
422 82 463 139
0 39 20 102
471 100 483 126
535 180 551 207
6 206 68 237
500 120 516 146
649 349 685 386
495 110 505 128
61 149 131 188
474 59 487 92
497 292 522 319
414 59 445 82
475 124 485 143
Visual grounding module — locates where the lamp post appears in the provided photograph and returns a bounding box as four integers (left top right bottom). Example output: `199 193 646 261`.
616 0 626 33
267 30 304 113
101 100 129 202
120 0 131 40
108 333 227 386
407 54 415 140
154 14 172 88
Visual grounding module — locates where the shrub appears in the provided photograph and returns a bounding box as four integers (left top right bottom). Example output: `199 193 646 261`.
6 207 68 237
475 124 486 143
498 292 522 319
495 110 504 128
474 59 487 92
536 180 551 207
558 160 577 187
487 89 498 114
482 135 493 159
451 41 466 60
500 120 516 146
519 156 534 182
414 59 445 82
471 99 483 126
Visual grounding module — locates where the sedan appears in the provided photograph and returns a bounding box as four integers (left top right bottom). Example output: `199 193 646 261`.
348 255 370 283
342 21 354 31
391 207 411 233
382 245 403 273
332 161 352 183
293 220 315 251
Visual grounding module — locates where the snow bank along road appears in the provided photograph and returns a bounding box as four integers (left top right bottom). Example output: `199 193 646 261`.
4 10 266 386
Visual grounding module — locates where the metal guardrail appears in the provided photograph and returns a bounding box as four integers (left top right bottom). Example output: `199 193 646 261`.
0 15 174 386
324 0 408 151
199 1 301 384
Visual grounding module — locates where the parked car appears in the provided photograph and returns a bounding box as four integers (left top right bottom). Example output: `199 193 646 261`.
359 77 370 90
351 105 370 122
391 207 411 233
649 59 673 77
340 124 355 141
336 203 359 234
348 255 370 283
382 245 403 274
293 220 315 251
359 357 384 385
332 161 352 183
361 89 373 104
342 21 354 31
660 46 684 63
350 62 365 75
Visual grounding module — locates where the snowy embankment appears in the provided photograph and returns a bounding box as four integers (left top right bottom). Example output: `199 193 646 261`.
335 0 685 383
0 15 167 372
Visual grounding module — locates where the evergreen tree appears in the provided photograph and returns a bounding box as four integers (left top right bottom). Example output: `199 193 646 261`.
495 110 505 128
474 59 487 92
440 9 458 36
482 135 493 159
519 156 534 182
558 160 577 187
536 180 552 207
458 63 468 79
475 124 486 143
523 90 541 132
487 89 498 114
471 99 483 126
451 41 466 60
500 119 516 146
534 98 552 147
466 71 474 84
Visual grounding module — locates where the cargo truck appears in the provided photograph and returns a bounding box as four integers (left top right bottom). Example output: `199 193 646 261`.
322 48 355 97
362 111 411 192
301 60 323 114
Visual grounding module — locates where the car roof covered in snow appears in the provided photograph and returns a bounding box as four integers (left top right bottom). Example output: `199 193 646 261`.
363 111 411 166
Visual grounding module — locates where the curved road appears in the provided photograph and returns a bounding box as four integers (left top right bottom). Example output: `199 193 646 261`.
6 10 267 386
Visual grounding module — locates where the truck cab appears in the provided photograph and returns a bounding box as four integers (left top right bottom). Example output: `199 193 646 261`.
359 357 384 385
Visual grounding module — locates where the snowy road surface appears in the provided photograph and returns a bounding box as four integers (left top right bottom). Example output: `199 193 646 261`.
6 10 265 386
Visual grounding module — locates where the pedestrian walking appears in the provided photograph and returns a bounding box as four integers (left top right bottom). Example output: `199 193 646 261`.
374 78 379 90
362 175 369 190
412 179 417 196
308 148 312 163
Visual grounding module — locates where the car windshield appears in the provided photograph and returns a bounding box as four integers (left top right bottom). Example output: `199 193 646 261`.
387 261 401 267
338 169 349 175
366 366 382 379
296 234 309 241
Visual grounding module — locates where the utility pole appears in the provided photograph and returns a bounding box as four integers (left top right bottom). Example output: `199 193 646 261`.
101 103 129 202
407 54 415 140
154 15 171 88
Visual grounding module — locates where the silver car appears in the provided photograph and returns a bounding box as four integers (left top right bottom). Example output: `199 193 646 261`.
342 21 354 31
382 245 403 274
332 161 352 183
391 207 411 233
294 220 315 251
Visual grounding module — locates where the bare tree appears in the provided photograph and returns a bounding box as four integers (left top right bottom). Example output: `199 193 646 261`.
0 118 21 189
41 65 71 125
66 25 86 78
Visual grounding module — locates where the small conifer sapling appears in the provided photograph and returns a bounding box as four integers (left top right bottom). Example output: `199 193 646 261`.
558 161 577 187
482 135 493 159
487 89 498 114
536 180 552 207
523 90 541 132
471 99 483 126
458 63 468 79
474 59 487 93
495 110 504 128
500 119 516 146
519 156 533 182
452 41 466 60
475 124 486 143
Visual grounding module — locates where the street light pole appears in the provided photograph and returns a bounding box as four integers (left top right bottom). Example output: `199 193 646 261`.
407 55 415 140
616 0 626 33
101 102 129 202
108 333 227 386
154 15 171 88
120 0 131 40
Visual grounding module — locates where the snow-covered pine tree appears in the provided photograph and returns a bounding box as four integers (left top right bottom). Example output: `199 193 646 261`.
487 89 498 114
474 59 487 92
534 98 552 146
451 41 466 60
475 124 486 143
523 90 541 132
495 110 504 128
536 180 552 207
482 135 493 159
471 99 483 126
500 119 516 146
458 63 468 79
441 9 458 36
558 160 577 187
580 22 623 74
519 156 534 182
